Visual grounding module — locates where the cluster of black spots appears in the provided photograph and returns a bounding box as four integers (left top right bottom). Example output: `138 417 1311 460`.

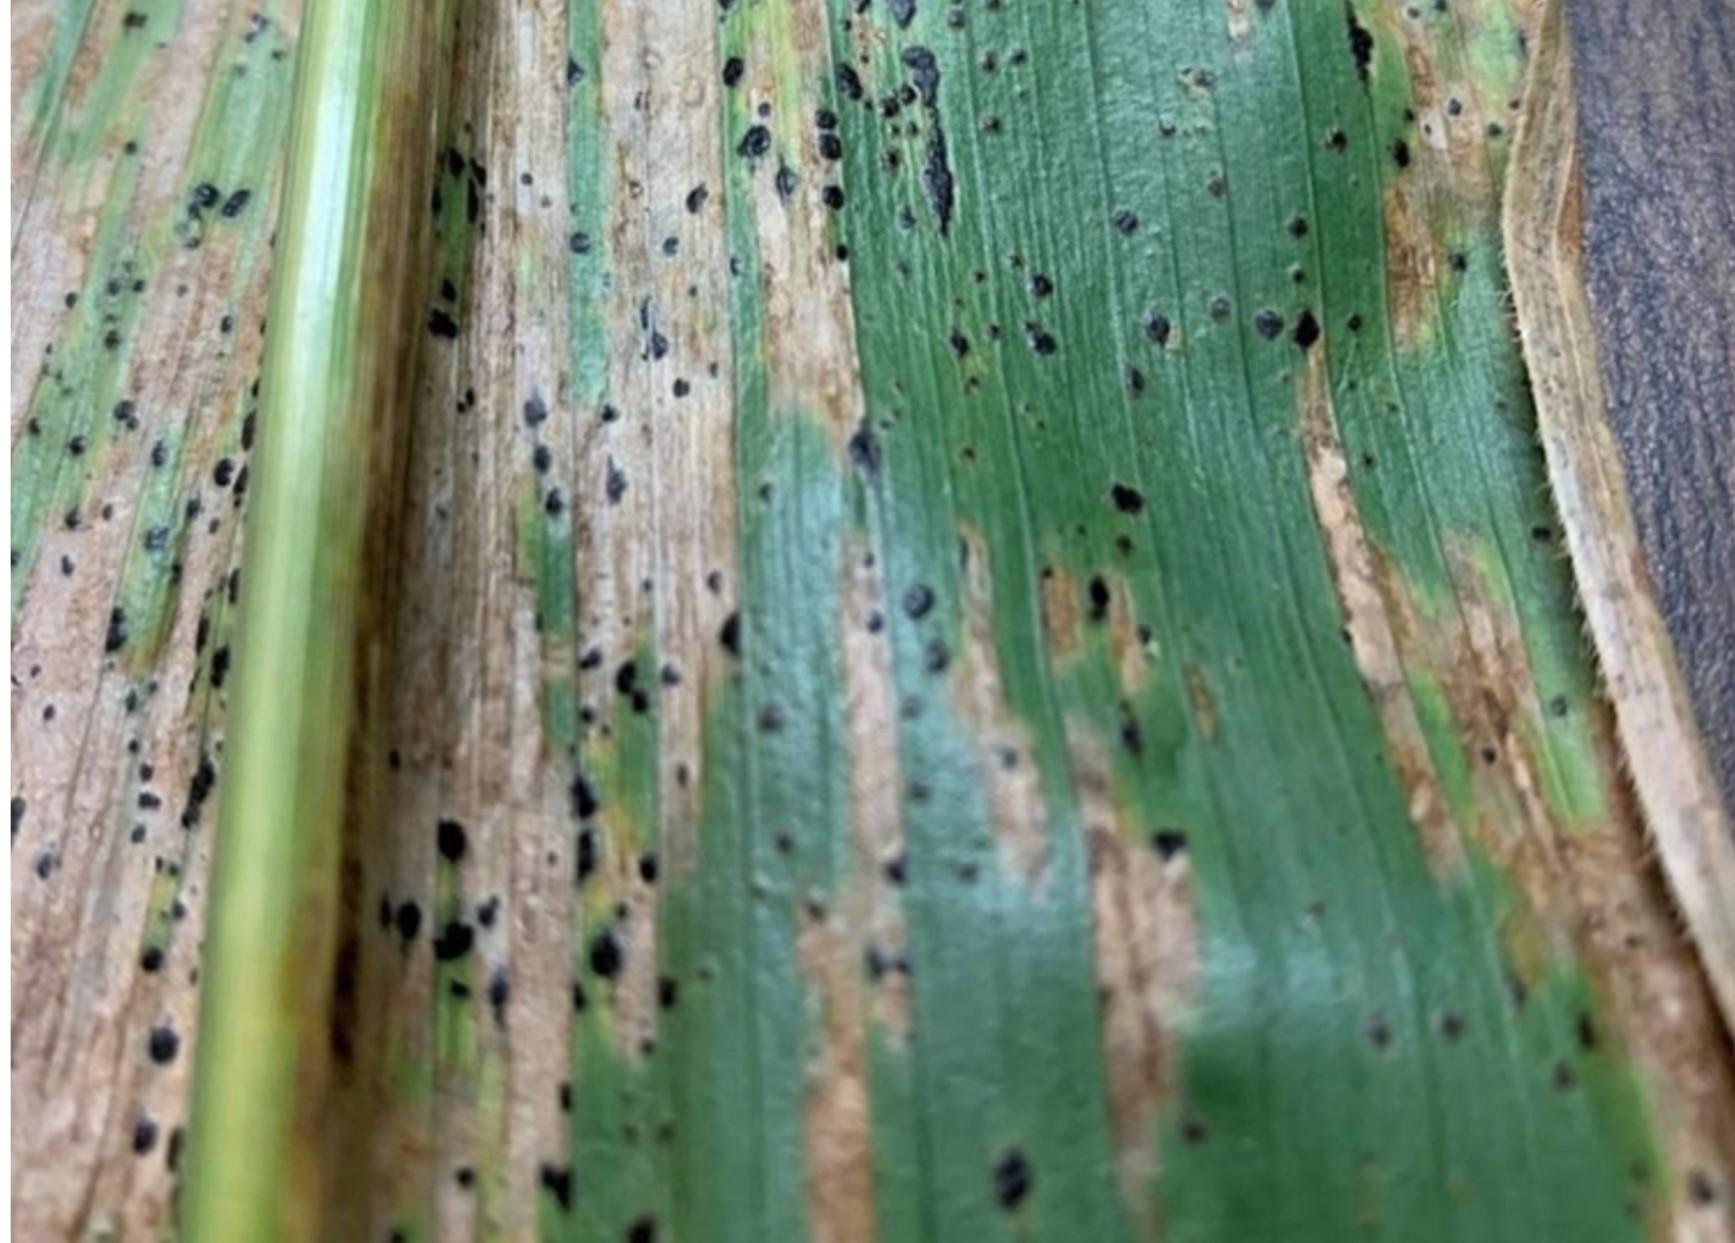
816 107 844 161
1292 309 1322 350
1346 2 1375 81
181 754 217 828
993 1146 1032 1211
1110 482 1146 515
540 1164 574 1211
835 62 864 102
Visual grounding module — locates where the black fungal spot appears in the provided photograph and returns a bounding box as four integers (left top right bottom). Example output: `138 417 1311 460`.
147 1025 180 1065
1391 138 1412 169
1150 828 1188 860
1292 309 1321 350
1688 1170 1718 1206
434 921 475 962
589 929 624 979
395 900 422 942
220 189 252 218
1087 576 1111 622
888 0 917 27
738 125 772 160
848 420 881 477
569 232 592 255
437 818 468 863
818 132 843 161
1024 322 1057 355
1346 3 1375 81
1254 309 1284 340
1143 311 1172 346
1112 209 1139 235
571 774 600 820
489 969 511 1025
775 163 797 200
685 184 709 214
540 1164 574 1211
719 612 742 657
1110 483 1145 515
428 307 459 339
1366 1012 1392 1048
723 56 745 88
993 1147 1032 1211
902 583 935 619
132 1117 159 1155
902 46 940 105
105 608 129 653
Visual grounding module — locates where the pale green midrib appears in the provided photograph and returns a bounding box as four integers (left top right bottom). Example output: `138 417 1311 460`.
181 0 392 1239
